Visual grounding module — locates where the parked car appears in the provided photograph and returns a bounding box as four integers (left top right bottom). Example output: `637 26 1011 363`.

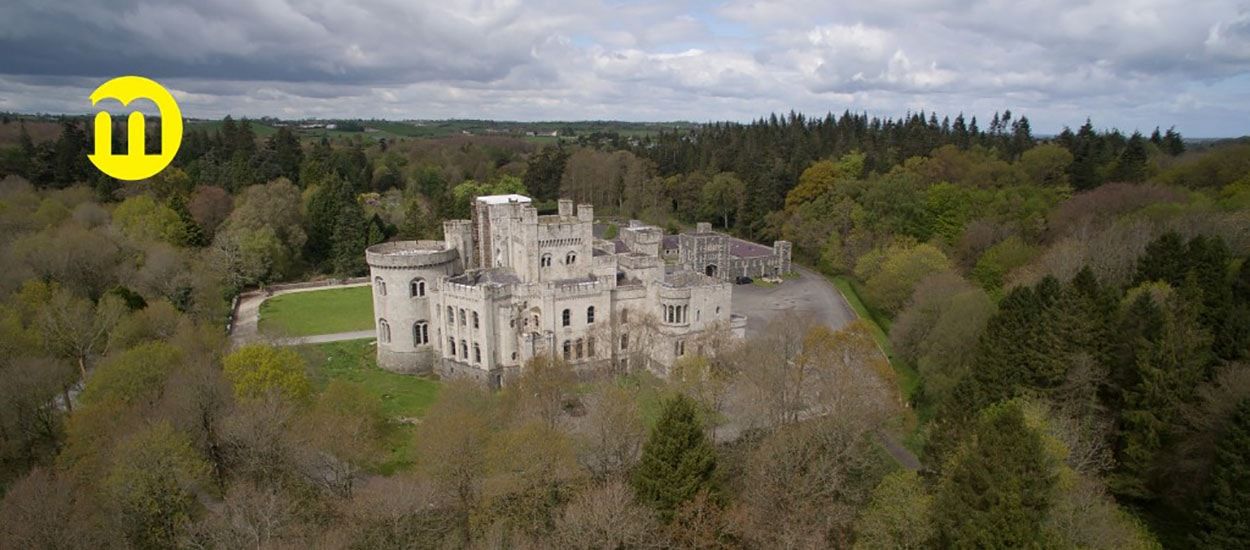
735 276 753 285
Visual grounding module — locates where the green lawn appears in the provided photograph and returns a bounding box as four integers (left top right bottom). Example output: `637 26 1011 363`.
299 338 441 474
259 286 374 336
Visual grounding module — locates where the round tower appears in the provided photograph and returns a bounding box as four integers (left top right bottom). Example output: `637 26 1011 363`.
366 241 460 374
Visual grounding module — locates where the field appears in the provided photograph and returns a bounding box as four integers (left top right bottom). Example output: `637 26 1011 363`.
299 338 441 473
258 286 374 336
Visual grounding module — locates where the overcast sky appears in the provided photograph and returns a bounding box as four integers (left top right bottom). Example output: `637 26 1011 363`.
1 0 1248 136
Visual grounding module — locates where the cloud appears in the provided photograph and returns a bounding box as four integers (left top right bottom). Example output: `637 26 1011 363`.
0 0 1247 135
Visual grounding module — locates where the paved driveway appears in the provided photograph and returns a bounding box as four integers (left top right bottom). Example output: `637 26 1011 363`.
730 265 856 337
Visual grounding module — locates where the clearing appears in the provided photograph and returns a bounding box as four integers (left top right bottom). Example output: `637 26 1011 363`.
259 285 374 337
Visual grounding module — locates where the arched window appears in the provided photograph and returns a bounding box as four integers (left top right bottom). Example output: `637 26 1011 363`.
458 308 466 326
448 337 455 355
541 253 552 267
586 306 595 324
575 338 585 359
565 251 577 265
413 321 429 345
473 343 481 364
562 340 571 360
587 337 596 357
409 278 426 297
460 340 468 359
374 276 386 296
562 308 571 327
472 311 479 329
378 318 391 343
447 306 454 323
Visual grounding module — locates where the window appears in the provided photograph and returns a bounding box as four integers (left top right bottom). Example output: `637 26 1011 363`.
562 308 571 327
587 306 595 324
374 276 386 296
459 308 466 326
563 340 571 360
447 306 454 323
541 253 552 267
565 251 577 265
576 338 584 359
716 306 721 317
587 337 596 357
675 339 685 357
473 343 481 364
460 340 468 359
621 308 629 324
473 311 479 329
448 337 455 355
621 334 628 350
511 351 517 361
378 318 391 343
409 278 426 297
413 321 428 345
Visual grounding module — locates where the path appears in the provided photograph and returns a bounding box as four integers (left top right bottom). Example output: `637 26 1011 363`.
229 282 371 347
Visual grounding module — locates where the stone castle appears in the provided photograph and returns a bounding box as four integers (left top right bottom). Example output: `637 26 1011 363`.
366 194 791 387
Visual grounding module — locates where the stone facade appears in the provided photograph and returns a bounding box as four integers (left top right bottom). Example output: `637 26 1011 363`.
668 222 792 281
367 195 746 388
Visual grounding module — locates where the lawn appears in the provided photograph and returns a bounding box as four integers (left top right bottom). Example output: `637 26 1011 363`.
259 286 374 337
299 338 441 474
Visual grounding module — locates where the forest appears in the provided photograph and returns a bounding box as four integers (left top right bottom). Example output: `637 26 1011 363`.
0 109 1248 548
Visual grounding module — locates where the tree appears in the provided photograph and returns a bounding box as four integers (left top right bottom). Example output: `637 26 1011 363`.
633 393 717 522
934 400 1059 548
0 468 101 549
105 422 209 549
414 380 493 544
554 481 660 549
523 145 569 201
1192 398 1250 548
221 344 311 402
37 287 126 384
574 382 645 480
854 470 935 549
112 194 188 245
79 341 183 408
1112 132 1149 183
481 421 581 541
187 186 232 242
702 172 744 229
855 241 953 313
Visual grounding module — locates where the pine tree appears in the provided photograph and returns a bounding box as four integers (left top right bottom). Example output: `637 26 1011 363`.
330 203 368 276
1192 399 1250 548
1112 132 1149 183
1135 232 1187 285
934 400 1058 548
168 194 206 247
633 393 717 522
1162 127 1185 155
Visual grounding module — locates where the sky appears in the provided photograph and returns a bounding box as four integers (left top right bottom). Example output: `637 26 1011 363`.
0 0 1248 136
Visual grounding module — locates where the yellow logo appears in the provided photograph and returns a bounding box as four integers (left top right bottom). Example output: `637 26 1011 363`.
88 76 183 181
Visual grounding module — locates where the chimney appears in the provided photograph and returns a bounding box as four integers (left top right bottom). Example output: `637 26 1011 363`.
577 203 594 222
558 199 573 217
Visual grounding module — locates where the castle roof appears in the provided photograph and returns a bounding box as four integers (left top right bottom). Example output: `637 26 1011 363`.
476 194 532 205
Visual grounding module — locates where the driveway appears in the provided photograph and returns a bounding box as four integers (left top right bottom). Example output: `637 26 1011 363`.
731 265 856 337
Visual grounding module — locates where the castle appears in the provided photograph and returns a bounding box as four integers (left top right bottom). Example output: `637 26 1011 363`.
366 195 791 387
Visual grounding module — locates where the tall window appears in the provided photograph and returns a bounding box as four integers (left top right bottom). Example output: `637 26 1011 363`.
621 308 629 324
563 340 571 360
460 340 468 359
473 343 481 364
459 308 466 326
541 253 552 267
447 306 454 323
448 337 455 355
586 306 595 324
576 338 585 359
675 339 685 357
473 311 479 329
565 251 577 265
413 321 428 345
621 334 628 350
587 337 596 357
562 309 571 327
374 276 386 296
409 278 426 297
378 319 390 343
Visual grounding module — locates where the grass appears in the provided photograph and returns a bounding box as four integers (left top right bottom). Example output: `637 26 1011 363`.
259 286 374 336
298 338 441 474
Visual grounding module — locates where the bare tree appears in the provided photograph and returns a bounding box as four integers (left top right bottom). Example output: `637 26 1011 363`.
554 481 660 549
573 382 645 480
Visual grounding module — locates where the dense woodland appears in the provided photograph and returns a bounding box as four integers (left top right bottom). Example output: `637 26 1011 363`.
0 110 1248 548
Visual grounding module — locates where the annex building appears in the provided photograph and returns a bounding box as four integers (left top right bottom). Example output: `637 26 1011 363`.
366 195 788 387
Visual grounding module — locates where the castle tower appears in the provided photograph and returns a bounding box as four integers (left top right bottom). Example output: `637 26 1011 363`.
366 241 460 374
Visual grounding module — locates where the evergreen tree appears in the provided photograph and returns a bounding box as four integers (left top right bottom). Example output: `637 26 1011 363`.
330 202 368 276
304 175 354 266
1162 127 1185 156
934 400 1058 548
633 393 717 522
1135 232 1188 285
1192 399 1250 548
1112 131 1149 183
168 194 207 247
